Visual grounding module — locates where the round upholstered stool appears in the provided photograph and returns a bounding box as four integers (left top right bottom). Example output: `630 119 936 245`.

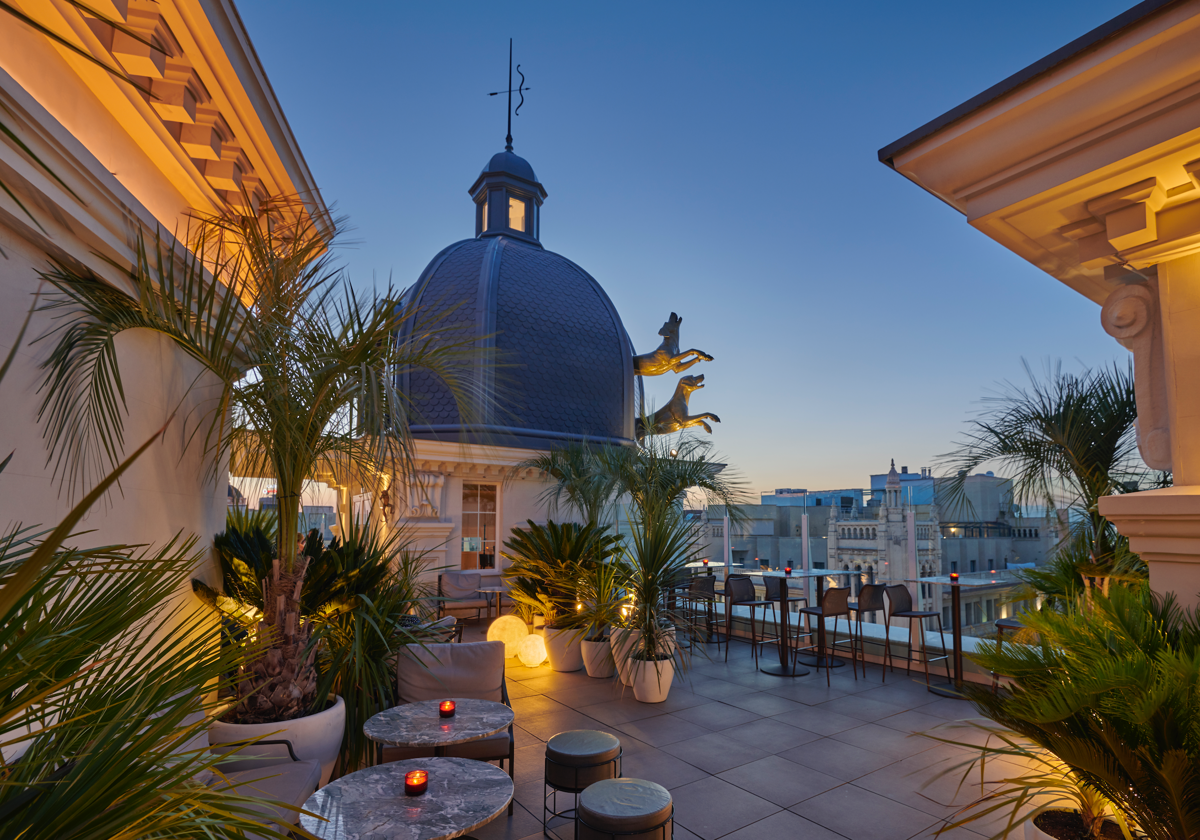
543 730 623 835
577 778 672 840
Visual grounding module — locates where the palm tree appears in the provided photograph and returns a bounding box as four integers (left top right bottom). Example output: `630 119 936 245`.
938 360 1165 580
520 432 749 529
34 197 483 724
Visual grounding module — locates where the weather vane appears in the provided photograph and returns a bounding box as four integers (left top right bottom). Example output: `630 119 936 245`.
487 38 530 152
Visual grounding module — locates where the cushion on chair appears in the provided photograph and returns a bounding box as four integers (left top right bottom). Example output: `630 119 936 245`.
212 758 321 839
396 640 505 703
441 572 483 600
578 778 672 837
380 730 512 763
443 599 489 612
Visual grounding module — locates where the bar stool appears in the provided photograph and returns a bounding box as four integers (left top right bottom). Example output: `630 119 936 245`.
681 575 720 651
797 586 855 685
577 778 673 840
544 730 622 836
848 583 888 681
715 574 770 664
884 584 951 688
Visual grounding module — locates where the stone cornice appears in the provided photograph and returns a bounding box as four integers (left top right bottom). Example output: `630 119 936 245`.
0 0 326 236
1100 487 1200 564
882 1 1200 304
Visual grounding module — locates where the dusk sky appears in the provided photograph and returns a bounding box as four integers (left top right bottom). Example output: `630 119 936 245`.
239 0 1134 496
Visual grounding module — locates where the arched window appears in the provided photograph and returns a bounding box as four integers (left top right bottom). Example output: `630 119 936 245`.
1034 529 1039 538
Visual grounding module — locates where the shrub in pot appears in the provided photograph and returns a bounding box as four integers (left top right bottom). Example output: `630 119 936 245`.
618 508 702 702
574 557 630 678
927 584 1200 840
204 512 437 779
501 520 622 672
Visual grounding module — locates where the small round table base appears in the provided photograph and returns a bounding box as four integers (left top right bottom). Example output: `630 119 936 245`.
794 654 846 669
758 663 810 677
925 681 962 699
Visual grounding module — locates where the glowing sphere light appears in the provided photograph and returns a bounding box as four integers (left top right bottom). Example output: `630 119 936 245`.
518 634 547 668
487 615 529 658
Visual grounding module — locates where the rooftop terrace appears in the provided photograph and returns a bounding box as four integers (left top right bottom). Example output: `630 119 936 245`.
460 625 1036 840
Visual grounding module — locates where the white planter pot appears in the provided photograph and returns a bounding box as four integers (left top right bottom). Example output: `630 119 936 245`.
581 638 616 678
1025 818 1052 840
209 695 345 787
533 614 545 628
544 626 584 672
630 658 675 703
611 628 640 686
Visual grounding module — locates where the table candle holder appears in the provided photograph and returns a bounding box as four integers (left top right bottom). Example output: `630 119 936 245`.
404 770 428 796
785 567 792 576
439 700 456 718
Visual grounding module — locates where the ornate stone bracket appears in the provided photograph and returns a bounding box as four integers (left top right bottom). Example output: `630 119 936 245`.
1101 280 1172 470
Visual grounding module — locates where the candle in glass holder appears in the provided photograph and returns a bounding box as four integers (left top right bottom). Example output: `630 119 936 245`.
702 558 709 566
404 770 428 796
785 566 792 576
439 700 456 718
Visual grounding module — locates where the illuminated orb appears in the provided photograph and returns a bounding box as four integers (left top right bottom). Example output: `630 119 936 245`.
487 615 529 658
518 634 547 668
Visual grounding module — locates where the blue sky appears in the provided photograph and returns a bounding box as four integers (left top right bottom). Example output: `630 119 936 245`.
239 0 1134 495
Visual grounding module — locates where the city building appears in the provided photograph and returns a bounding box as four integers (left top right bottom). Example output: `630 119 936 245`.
703 460 1061 633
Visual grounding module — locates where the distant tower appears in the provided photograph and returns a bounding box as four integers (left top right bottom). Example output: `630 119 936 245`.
885 459 901 507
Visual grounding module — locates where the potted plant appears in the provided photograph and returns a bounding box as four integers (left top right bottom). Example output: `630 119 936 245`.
928 584 1200 840
922 725 1128 840
573 558 629 678
623 508 701 703
501 520 621 672
36 200 482 786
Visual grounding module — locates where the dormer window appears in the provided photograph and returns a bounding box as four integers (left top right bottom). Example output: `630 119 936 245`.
508 196 526 232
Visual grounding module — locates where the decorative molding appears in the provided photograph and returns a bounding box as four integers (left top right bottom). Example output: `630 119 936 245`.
1101 280 1172 469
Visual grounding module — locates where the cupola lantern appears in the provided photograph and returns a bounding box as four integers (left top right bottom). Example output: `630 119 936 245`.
469 150 547 245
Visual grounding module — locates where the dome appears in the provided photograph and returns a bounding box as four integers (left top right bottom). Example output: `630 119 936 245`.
481 150 538 186
398 235 636 450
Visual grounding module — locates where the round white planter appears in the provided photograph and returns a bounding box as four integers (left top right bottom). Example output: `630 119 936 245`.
209 695 345 787
630 657 675 703
1025 818 1052 840
612 627 676 686
581 638 616 678
611 628 640 686
543 626 584 672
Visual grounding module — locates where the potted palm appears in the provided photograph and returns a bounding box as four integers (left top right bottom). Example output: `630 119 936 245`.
928 584 1200 840
573 558 629 678
501 521 620 672
624 509 699 702
35 200 481 784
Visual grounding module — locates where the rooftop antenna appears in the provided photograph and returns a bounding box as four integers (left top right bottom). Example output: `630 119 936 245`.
487 38 531 152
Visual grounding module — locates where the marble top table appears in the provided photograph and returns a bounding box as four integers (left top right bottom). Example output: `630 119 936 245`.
364 699 514 753
300 757 513 840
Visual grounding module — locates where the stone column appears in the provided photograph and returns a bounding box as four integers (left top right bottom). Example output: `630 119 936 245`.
1099 253 1200 609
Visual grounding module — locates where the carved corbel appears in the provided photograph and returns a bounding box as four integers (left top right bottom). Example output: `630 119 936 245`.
1101 281 1172 470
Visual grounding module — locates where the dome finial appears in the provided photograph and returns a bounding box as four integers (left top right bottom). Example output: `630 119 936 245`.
486 39 530 153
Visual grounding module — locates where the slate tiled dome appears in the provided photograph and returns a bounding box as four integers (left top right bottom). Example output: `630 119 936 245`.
398 151 636 450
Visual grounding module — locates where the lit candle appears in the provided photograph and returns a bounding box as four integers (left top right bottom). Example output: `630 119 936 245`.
702 558 709 566
785 566 792 576
439 700 456 718
404 770 428 796
950 573 959 583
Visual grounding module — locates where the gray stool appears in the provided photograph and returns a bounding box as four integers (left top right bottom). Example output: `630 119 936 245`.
544 730 622 836
577 778 673 840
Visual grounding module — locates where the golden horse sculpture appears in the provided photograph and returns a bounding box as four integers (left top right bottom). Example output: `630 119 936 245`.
636 374 721 439
633 312 713 376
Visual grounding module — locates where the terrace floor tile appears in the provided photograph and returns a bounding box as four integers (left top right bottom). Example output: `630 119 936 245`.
661 731 771 775
669 775 783 840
